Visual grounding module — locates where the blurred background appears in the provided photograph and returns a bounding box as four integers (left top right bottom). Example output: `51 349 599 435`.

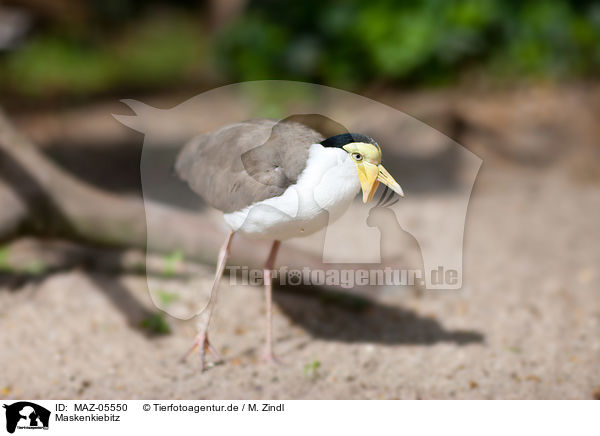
0 0 599 399
2 0 600 104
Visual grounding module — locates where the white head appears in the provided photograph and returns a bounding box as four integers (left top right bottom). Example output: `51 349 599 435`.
320 133 404 202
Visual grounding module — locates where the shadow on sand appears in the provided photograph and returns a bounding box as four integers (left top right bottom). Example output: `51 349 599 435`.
274 284 483 346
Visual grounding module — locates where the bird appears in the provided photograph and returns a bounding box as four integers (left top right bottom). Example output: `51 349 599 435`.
174 117 404 370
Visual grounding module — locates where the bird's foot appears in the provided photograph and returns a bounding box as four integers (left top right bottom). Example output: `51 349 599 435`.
262 349 285 366
181 332 223 371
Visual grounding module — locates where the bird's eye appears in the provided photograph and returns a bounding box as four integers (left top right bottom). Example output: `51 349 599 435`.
352 153 363 161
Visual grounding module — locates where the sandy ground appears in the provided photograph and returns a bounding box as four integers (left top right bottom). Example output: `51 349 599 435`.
1 162 599 400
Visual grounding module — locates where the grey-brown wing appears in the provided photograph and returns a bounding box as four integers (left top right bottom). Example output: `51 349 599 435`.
175 119 324 213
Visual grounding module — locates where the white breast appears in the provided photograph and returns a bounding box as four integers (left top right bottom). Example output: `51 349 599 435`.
223 144 360 240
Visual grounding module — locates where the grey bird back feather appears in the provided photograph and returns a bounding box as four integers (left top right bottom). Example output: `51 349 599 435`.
175 119 325 213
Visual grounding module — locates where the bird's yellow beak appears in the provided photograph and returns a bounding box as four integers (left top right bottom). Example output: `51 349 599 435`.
357 161 404 203
344 142 404 203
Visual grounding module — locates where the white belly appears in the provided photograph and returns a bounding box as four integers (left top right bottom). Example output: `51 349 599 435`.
223 144 360 240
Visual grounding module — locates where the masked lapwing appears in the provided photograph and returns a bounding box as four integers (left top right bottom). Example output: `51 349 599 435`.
175 118 404 370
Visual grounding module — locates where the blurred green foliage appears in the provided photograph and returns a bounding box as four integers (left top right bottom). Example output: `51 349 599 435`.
1 0 599 99
156 289 180 306
303 359 322 379
140 313 172 335
217 0 600 87
0 247 12 273
1 11 206 98
0 246 46 275
162 250 184 277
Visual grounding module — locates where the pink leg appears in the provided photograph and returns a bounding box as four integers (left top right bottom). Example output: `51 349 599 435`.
263 240 281 363
182 230 234 371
